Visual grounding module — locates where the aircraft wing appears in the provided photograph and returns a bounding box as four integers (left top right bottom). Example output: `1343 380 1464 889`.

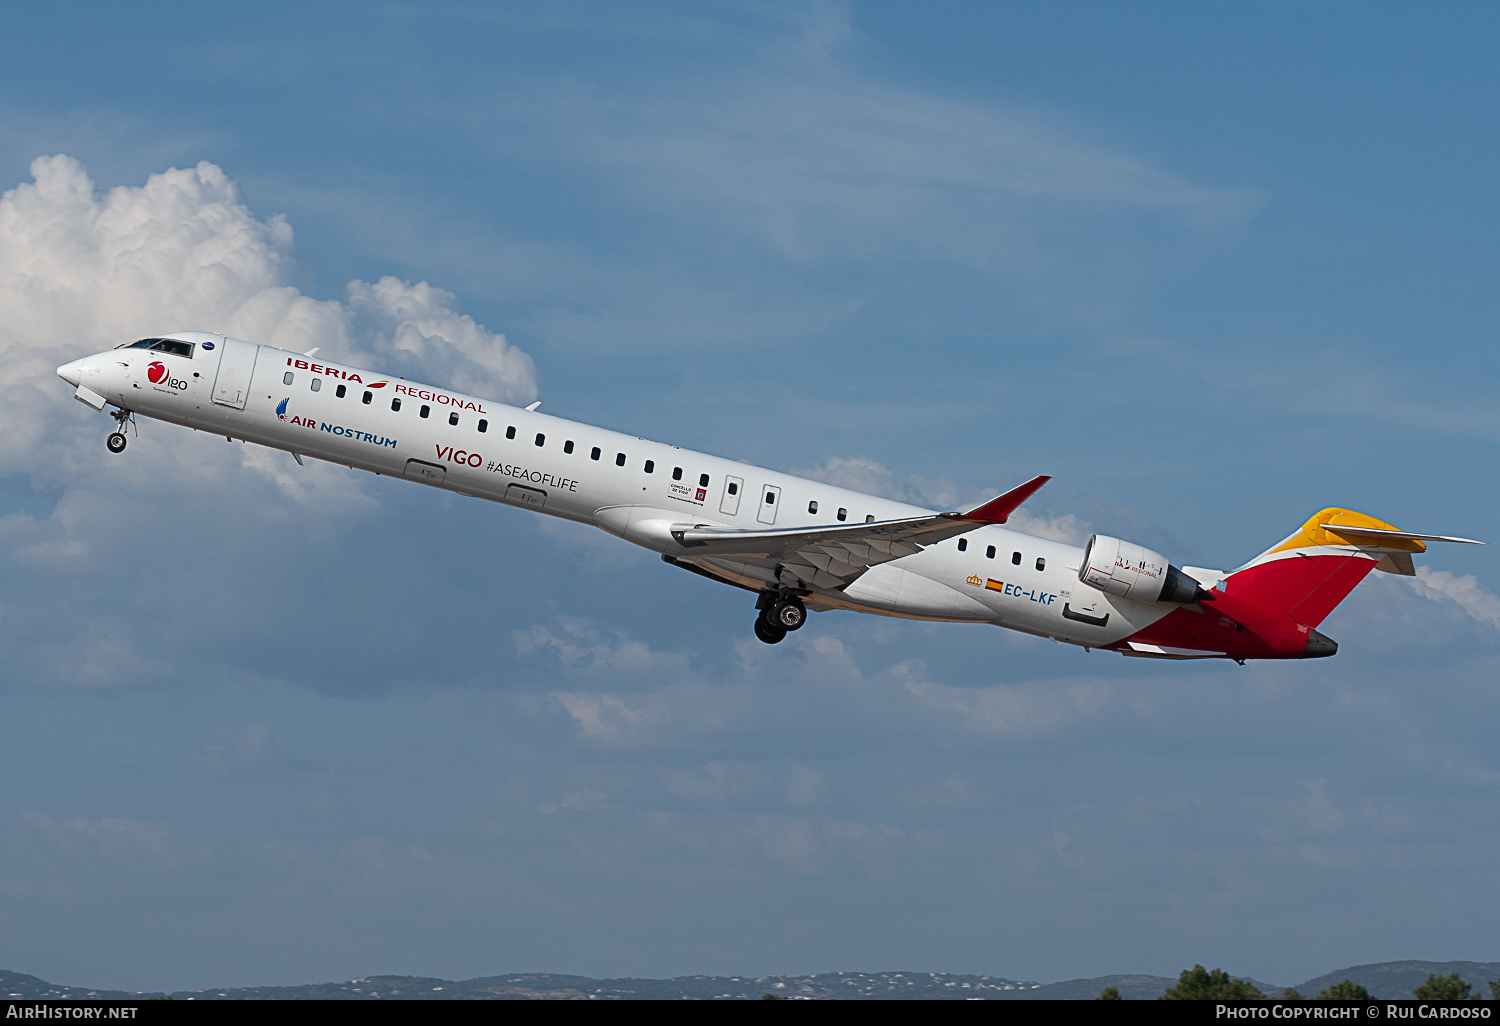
671 475 1049 591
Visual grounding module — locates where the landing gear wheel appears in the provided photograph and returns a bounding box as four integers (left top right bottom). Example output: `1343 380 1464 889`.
767 598 807 632
106 432 127 454
753 618 787 645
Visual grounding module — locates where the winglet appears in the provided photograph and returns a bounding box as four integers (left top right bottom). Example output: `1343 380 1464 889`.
956 475 1051 524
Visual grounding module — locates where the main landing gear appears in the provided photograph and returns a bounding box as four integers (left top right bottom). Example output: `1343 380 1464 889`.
106 408 133 453
753 592 808 645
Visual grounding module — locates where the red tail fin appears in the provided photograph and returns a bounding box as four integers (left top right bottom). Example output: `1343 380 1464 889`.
1222 508 1424 627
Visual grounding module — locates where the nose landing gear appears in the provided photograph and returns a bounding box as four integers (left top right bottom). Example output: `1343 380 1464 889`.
106 408 134 453
753 592 808 644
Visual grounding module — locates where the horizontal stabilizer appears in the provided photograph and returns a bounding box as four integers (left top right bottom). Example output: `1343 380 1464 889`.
1318 524 1484 546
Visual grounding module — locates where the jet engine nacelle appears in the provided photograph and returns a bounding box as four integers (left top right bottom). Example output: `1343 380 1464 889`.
1079 534 1205 605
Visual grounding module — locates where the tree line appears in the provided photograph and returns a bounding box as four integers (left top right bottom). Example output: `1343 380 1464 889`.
1094 966 1500 1001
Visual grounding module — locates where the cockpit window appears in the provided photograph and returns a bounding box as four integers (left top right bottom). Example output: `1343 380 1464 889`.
120 337 192 357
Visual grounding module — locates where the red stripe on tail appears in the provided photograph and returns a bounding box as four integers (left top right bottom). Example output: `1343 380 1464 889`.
1221 553 1375 628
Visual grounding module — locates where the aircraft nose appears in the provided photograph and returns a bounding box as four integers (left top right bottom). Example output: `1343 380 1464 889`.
57 359 85 387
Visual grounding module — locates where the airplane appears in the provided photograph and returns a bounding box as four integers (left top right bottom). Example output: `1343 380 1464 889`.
57 332 1483 660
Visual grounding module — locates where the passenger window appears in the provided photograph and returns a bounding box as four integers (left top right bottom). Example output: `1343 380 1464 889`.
450 412 460 426
564 440 574 454
362 391 372 404
616 453 626 466
391 398 401 412
506 426 516 440
336 384 347 398
672 467 682 481
478 420 488 433
535 433 545 447
699 473 709 487
1036 557 1046 571
808 501 818 514
865 514 875 523
957 538 968 552
419 405 430 418
837 508 847 521
1012 551 1021 565
590 447 601 461
284 372 294 385
986 545 996 558
645 460 655 474
310 378 321 392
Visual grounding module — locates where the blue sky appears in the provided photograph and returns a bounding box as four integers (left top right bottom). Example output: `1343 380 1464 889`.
0 1 1497 992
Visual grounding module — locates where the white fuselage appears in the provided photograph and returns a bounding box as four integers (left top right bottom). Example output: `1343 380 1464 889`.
60 333 1180 648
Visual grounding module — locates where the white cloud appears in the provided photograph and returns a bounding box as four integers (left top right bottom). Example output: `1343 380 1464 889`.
553 692 649 741
465 9 1259 355
554 20 1256 263
1408 566 1500 633
0 154 536 497
9 812 210 874
517 619 693 678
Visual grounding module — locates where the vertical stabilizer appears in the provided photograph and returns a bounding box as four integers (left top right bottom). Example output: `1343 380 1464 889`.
1222 508 1431 627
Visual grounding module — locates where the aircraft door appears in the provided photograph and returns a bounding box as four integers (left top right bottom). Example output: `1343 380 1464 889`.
720 475 743 516
211 337 259 409
757 484 781 525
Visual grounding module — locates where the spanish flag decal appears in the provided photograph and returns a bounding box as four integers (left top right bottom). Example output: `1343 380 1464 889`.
985 579 1004 592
